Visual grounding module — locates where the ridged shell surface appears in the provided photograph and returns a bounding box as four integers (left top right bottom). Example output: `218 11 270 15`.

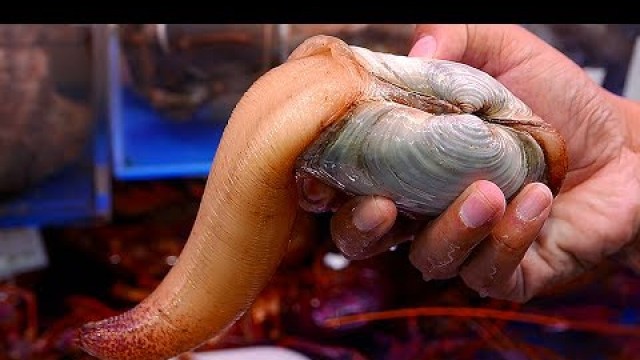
297 44 558 217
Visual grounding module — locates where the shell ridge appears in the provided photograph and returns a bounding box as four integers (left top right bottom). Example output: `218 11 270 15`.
297 37 567 216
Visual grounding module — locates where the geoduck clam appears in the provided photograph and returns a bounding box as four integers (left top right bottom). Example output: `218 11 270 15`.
79 35 567 360
297 42 567 217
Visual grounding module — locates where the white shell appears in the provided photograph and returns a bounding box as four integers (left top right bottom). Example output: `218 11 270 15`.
297 45 550 217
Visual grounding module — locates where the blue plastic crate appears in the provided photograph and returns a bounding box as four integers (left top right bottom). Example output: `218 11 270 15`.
107 26 228 181
111 89 226 180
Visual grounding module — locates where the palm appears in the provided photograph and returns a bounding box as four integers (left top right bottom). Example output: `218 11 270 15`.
490 40 640 296
533 150 640 281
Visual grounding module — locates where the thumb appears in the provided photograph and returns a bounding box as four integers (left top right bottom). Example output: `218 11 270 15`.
408 34 437 58
412 24 559 78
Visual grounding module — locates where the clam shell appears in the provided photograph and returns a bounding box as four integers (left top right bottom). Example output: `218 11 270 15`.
296 43 566 217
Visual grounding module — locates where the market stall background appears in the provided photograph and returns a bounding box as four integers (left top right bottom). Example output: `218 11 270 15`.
2 24 640 360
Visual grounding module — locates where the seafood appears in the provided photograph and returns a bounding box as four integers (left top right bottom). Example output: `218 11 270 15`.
0 281 119 360
78 35 568 360
0 25 93 196
296 44 567 216
0 283 37 359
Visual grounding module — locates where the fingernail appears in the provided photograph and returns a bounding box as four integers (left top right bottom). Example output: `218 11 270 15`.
409 35 437 58
353 197 385 232
460 191 498 229
301 177 330 202
516 184 552 222
298 176 337 213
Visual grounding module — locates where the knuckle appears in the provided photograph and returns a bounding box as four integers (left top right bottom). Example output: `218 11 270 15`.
461 271 489 294
491 233 522 254
409 251 458 280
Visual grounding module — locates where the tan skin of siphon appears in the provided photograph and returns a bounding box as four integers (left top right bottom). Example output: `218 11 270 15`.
79 36 370 360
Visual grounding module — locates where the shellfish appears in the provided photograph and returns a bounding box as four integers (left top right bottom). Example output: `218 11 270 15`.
297 43 567 217
79 35 567 360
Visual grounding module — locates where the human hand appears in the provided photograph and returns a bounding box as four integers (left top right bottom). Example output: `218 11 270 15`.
298 24 640 302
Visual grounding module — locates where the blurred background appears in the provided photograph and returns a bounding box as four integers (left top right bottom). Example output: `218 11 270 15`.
2 24 640 360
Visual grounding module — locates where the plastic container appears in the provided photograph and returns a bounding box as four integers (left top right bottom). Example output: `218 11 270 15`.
110 24 276 180
0 25 111 228
277 24 416 60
